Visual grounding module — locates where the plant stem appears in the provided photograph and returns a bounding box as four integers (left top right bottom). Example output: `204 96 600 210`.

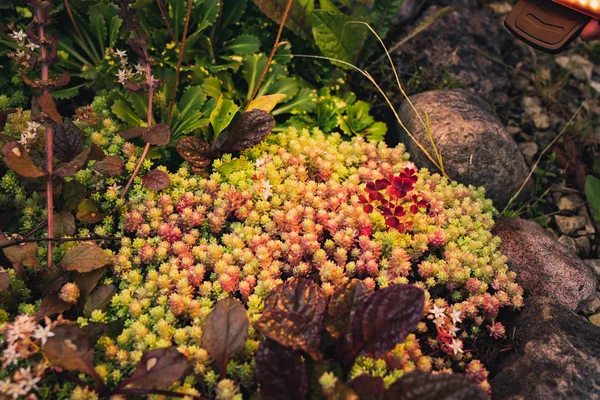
167 0 194 126
0 236 121 251
245 0 294 110
120 48 154 200
64 0 94 56
156 0 177 44
36 5 54 268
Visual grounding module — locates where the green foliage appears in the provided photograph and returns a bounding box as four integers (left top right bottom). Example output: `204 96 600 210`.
311 10 369 66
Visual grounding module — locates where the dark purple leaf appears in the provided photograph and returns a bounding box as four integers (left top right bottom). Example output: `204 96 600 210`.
94 156 125 176
215 109 274 153
43 325 96 376
75 199 105 224
2 142 46 178
36 291 72 320
255 278 326 360
255 340 308 400
123 80 145 93
37 93 63 125
352 375 385 400
53 211 76 237
20 71 41 88
54 147 91 178
349 284 424 363
53 119 83 162
143 123 170 146
142 169 170 191
326 279 370 340
383 372 487 400
84 284 116 317
120 126 146 139
176 136 214 173
201 297 249 378
60 243 111 273
119 347 188 390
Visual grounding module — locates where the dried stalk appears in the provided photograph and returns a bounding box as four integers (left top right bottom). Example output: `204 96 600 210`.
156 0 177 44
167 0 194 125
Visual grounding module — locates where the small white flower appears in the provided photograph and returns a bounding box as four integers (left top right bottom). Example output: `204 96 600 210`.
16 366 40 394
261 179 273 200
448 338 464 355
9 30 26 43
429 304 446 320
32 324 55 346
116 69 128 84
449 308 462 325
448 324 460 337
135 63 146 75
25 41 39 52
108 183 122 193
15 49 26 59
114 48 127 58
254 157 266 169
1 344 20 367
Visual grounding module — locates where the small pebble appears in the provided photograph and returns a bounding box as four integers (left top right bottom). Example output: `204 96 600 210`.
558 235 579 255
532 113 551 130
518 142 538 165
588 312 600 327
555 215 587 235
557 196 581 212
583 293 600 315
575 236 590 258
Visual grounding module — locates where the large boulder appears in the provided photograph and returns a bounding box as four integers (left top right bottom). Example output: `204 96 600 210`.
491 296 600 399
398 89 532 208
492 218 596 311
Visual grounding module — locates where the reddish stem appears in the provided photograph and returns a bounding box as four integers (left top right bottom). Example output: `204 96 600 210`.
120 49 153 200
36 5 54 268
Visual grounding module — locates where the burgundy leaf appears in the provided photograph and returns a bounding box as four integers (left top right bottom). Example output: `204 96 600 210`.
120 126 146 139
201 297 249 378
2 142 46 178
383 372 487 400
53 211 76 237
53 119 83 162
255 278 326 360
215 109 274 153
326 280 370 340
72 268 106 304
54 147 91 178
0 233 41 270
54 71 71 89
143 123 171 146
37 92 63 125
87 144 106 161
255 339 308 400
43 325 96 376
176 136 214 173
352 375 385 400
20 71 41 88
84 284 117 317
349 284 424 363
119 346 188 390
142 169 170 191
75 199 105 224
60 243 111 273
0 269 9 292
123 79 144 93
94 156 125 176
36 291 72 320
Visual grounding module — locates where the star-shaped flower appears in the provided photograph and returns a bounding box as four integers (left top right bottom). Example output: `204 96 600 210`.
429 304 446 320
25 41 39 52
448 338 464 355
114 48 127 58
32 324 55 346
9 30 26 43
449 308 462 325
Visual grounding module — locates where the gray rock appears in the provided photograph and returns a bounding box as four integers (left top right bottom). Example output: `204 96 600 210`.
555 215 587 235
585 259 600 280
575 235 591 258
555 55 594 82
490 297 600 399
492 218 596 311
398 89 533 209
558 235 579 255
392 6 511 103
583 293 600 315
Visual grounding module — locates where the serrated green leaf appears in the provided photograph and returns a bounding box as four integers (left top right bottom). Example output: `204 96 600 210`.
202 77 222 98
221 0 248 30
585 175 600 223
272 88 316 116
210 96 239 138
108 14 123 47
112 100 145 126
252 0 312 38
197 0 220 31
243 53 268 98
89 11 107 56
267 77 299 99
370 0 405 39
129 94 152 125
224 34 260 55
311 10 368 67
53 84 85 100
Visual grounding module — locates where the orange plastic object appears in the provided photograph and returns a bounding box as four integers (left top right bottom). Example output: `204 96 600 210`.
552 0 600 19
